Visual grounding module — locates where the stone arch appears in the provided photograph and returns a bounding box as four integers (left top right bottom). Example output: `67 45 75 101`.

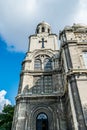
30 106 54 130
32 50 54 59
32 50 54 70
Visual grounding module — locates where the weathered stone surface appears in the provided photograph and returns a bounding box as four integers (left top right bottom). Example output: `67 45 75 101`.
12 22 87 130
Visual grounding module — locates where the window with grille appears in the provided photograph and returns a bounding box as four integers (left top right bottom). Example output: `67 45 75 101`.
32 76 42 94
43 76 53 93
83 51 87 68
32 75 53 94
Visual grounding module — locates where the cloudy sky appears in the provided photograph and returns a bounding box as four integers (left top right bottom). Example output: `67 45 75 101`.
0 0 87 111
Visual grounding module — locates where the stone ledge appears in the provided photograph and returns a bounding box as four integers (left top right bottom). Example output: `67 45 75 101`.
20 69 62 75
16 93 65 101
66 69 87 78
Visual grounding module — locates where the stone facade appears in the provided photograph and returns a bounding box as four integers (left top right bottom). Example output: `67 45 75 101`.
12 22 87 130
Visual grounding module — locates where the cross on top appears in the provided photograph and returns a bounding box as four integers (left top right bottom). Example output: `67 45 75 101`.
39 38 47 48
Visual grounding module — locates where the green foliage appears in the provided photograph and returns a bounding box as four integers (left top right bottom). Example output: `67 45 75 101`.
0 104 14 130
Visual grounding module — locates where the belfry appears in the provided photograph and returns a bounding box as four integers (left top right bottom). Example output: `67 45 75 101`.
12 22 87 130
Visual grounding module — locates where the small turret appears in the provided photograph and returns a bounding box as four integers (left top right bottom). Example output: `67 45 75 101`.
36 21 51 34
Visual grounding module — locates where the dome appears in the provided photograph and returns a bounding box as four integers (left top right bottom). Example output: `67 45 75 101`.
36 21 52 34
37 21 51 27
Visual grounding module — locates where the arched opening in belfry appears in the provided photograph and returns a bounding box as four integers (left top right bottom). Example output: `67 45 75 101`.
42 27 45 32
36 113 48 130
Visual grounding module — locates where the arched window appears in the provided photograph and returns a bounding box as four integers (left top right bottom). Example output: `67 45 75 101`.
44 58 52 70
34 59 42 70
36 113 48 130
37 113 47 119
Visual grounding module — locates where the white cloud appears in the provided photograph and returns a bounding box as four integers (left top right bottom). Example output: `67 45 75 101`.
0 0 87 52
0 90 11 112
0 0 38 52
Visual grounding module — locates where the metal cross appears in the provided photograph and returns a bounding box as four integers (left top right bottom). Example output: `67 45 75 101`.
39 38 47 48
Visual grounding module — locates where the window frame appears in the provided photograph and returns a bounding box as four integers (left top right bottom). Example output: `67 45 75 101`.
44 58 52 70
33 75 53 94
82 51 87 68
34 59 42 70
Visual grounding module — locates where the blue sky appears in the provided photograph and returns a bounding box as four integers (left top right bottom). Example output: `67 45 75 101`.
0 35 24 106
0 0 87 111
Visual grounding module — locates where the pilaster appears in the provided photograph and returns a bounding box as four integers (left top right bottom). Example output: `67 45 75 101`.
62 40 86 130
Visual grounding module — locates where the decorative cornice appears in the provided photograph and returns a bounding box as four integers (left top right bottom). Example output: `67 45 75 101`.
77 42 87 45
16 93 65 102
66 69 87 77
20 68 62 76
61 41 77 48
22 60 32 65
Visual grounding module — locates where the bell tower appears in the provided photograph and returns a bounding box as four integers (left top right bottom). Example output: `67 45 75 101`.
29 21 58 51
12 22 68 130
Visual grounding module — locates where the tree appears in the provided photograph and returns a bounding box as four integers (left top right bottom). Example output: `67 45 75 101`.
0 104 14 130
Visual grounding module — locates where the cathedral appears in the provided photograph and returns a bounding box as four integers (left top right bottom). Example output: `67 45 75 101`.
12 22 87 130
